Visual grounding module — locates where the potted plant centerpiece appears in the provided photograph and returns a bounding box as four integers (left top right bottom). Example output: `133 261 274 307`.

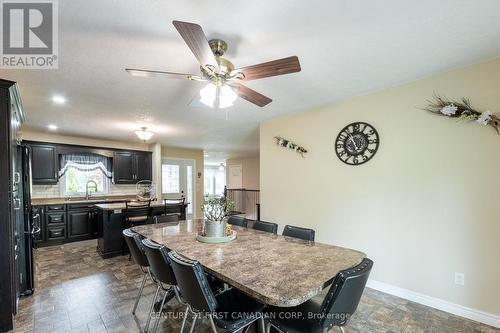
201 196 234 238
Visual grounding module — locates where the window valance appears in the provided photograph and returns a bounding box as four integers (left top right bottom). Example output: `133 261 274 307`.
58 153 112 179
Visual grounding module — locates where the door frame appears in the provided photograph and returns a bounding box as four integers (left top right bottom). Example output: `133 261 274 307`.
161 157 196 219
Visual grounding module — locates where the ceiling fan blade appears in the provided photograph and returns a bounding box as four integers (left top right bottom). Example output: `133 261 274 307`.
233 56 301 81
125 68 198 80
172 20 219 70
230 83 272 107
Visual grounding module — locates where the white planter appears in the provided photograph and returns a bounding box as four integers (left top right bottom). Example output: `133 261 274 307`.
205 220 226 237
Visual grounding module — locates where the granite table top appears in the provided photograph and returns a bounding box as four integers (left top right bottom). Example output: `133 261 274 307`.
132 219 366 307
95 201 188 211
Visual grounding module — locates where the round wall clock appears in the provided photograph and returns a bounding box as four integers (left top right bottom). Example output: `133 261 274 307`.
335 122 379 165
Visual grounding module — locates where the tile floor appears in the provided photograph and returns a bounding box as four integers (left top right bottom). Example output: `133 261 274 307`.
9 240 500 333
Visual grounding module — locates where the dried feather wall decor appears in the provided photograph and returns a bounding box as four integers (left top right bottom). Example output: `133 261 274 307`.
274 136 308 157
423 94 500 134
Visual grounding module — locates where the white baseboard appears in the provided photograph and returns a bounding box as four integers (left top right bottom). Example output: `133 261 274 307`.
366 279 500 329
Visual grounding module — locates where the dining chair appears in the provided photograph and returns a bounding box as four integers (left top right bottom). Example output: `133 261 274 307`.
124 200 152 228
141 238 183 333
227 216 248 228
282 225 315 241
153 214 179 224
168 251 266 333
265 258 373 333
122 229 150 315
252 220 278 234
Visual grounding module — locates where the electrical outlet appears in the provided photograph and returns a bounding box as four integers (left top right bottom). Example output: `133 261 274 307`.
455 272 465 286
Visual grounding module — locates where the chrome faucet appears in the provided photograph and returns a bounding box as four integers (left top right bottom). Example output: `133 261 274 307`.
85 180 98 200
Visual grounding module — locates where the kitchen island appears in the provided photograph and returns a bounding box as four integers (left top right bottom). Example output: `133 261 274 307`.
95 201 188 258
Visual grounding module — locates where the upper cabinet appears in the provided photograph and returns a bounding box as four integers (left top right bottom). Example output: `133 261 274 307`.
113 151 152 184
135 151 152 182
31 144 58 185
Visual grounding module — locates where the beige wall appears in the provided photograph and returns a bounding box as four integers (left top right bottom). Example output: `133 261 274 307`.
226 155 260 190
260 58 500 317
21 130 151 151
161 146 204 218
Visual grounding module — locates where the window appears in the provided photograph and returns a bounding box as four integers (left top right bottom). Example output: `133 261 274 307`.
204 166 226 197
162 164 180 193
61 165 109 196
59 153 112 197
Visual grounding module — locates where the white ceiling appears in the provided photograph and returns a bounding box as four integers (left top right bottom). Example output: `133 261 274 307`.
3 0 500 155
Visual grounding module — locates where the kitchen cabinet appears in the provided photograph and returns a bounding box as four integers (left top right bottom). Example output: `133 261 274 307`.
31 144 58 185
67 210 91 240
113 151 152 184
44 205 67 244
135 151 152 181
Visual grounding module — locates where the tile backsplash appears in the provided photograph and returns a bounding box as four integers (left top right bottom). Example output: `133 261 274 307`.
32 183 138 199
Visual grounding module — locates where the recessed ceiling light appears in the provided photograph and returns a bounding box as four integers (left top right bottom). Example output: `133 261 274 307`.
48 124 58 131
52 95 66 104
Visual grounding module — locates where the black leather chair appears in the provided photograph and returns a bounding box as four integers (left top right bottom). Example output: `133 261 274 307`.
122 229 149 315
124 200 152 227
168 251 266 333
141 239 182 333
265 258 373 333
282 225 315 241
153 214 179 224
227 216 248 228
252 220 278 234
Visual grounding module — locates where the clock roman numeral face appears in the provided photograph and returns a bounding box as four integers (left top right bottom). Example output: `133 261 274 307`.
335 122 379 165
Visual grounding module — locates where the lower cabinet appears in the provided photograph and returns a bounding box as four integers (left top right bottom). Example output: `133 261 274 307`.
67 209 92 240
36 203 101 246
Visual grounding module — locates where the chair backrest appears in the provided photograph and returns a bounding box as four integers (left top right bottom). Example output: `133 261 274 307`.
227 216 247 228
154 214 179 224
282 225 315 241
141 238 177 285
164 197 185 205
252 220 278 234
122 228 149 268
125 200 152 219
319 258 373 328
167 251 217 313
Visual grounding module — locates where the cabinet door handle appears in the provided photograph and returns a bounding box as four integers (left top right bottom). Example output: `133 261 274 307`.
13 198 21 210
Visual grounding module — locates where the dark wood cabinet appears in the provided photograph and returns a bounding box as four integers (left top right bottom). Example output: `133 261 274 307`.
113 151 135 183
31 144 58 185
67 210 91 239
135 151 152 181
113 151 152 184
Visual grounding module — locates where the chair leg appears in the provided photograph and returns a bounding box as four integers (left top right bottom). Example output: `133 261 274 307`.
259 317 266 333
338 327 345 333
188 314 198 333
180 306 190 333
133 273 148 314
144 284 161 333
208 314 218 333
152 288 170 333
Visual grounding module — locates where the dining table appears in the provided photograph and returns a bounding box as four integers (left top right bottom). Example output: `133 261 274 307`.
131 219 366 307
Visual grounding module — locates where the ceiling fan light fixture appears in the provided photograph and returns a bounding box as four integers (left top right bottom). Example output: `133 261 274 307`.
199 83 237 109
135 127 154 141
219 85 237 108
200 83 216 108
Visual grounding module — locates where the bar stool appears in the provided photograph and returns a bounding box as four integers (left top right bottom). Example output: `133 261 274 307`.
168 251 266 333
282 225 315 241
141 239 183 333
265 258 373 333
122 229 150 315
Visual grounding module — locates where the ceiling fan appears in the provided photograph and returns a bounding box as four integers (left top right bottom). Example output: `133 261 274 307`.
125 20 301 108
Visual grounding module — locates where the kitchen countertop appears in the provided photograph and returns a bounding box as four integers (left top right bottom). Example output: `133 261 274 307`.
132 219 366 307
32 195 139 206
95 201 188 211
